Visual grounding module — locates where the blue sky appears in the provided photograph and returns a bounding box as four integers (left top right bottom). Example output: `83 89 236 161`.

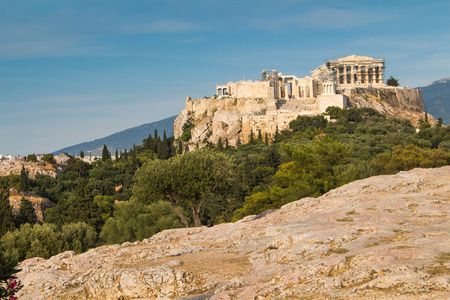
1 0 449 156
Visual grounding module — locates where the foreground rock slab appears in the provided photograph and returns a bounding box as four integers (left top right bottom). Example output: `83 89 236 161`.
17 167 450 299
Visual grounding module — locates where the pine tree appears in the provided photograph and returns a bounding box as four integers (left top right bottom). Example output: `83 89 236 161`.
102 144 111 162
273 125 280 143
178 140 183 155
15 197 37 226
217 137 223 151
158 134 170 160
0 187 15 237
19 165 28 193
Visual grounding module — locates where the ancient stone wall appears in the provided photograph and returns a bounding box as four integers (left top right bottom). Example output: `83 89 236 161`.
231 80 270 99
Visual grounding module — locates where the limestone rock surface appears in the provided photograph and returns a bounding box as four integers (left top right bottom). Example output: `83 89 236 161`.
17 166 450 299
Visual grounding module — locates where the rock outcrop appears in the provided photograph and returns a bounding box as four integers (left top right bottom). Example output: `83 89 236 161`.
174 86 428 149
345 87 435 127
8 189 56 223
17 166 450 299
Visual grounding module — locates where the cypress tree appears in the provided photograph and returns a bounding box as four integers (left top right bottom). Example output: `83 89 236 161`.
115 148 119 161
265 133 269 146
158 134 170 160
0 187 15 237
217 137 223 151
178 140 183 155
80 151 85 159
236 135 241 147
225 137 229 150
19 165 28 193
15 197 37 226
154 129 158 139
102 144 111 161
257 129 262 141
273 125 280 143
249 129 254 144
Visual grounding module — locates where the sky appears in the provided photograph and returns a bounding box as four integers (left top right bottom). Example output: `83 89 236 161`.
1 0 450 156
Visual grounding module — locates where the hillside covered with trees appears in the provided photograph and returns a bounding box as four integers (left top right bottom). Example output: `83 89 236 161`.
1 107 449 261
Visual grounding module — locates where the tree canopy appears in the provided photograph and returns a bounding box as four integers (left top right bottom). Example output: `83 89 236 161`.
132 148 234 227
387 76 400 87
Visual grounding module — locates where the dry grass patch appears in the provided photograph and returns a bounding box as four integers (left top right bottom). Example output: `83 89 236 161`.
426 266 450 276
364 241 380 248
336 217 354 222
328 255 355 277
379 230 412 243
346 210 359 216
326 247 349 255
434 252 450 264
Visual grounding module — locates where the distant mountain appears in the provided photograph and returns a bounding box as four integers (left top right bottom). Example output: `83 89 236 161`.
53 115 177 156
417 77 450 125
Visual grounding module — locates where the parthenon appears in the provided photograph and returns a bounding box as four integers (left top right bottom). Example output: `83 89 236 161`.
176 54 425 148
216 55 386 101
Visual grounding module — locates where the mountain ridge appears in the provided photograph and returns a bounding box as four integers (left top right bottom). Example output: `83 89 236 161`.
417 77 450 125
53 115 176 156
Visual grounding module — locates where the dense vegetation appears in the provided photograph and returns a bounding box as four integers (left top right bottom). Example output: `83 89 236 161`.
1 109 449 261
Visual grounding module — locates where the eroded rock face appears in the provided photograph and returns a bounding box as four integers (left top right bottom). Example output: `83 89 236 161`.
17 167 450 299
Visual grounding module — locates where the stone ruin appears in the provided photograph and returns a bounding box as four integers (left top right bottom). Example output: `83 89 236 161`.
174 55 425 148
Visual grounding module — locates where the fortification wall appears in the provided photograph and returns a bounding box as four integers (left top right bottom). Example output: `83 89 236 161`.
231 81 270 99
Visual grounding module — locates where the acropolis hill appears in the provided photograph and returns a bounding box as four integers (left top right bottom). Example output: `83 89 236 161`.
174 55 429 147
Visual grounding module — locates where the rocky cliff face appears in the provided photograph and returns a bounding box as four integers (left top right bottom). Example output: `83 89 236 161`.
17 166 450 299
8 189 55 223
175 87 428 148
345 87 434 127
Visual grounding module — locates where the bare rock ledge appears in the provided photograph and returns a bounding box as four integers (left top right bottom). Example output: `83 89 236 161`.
17 166 450 299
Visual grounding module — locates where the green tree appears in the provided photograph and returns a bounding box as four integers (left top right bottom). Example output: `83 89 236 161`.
178 140 183 155
15 197 37 227
249 129 255 144
19 165 28 193
233 137 351 220
100 200 183 244
42 153 56 164
60 222 97 254
0 188 15 237
217 137 224 151
236 135 241 147
80 151 85 159
26 154 37 162
386 76 400 86
132 148 234 227
376 144 449 174
102 144 111 162
0 223 68 261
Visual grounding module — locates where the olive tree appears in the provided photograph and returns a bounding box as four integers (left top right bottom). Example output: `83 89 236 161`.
132 148 234 227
